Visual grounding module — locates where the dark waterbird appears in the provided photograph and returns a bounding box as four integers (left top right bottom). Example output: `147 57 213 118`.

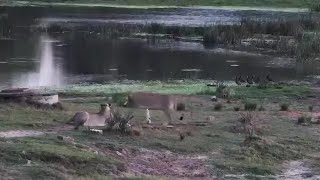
235 76 241 85
206 83 216 87
238 75 246 83
253 75 260 84
246 75 253 85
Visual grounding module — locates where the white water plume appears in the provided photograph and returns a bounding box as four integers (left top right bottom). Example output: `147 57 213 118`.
13 35 64 88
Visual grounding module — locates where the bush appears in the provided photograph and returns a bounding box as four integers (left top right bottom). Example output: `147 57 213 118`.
298 115 312 124
244 102 257 111
234 106 240 111
280 103 289 111
309 105 313 112
109 110 134 134
214 103 223 111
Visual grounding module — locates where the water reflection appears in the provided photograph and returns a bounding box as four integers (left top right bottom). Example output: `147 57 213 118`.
0 33 312 86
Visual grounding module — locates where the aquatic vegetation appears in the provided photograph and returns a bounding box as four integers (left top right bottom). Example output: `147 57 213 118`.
5 0 315 8
311 3 320 12
296 33 320 62
298 115 312 124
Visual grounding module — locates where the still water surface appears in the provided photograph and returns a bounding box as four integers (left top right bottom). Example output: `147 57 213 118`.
0 6 318 87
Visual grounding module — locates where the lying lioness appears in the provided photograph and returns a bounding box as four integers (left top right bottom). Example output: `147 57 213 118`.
68 103 113 130
127 92 183 124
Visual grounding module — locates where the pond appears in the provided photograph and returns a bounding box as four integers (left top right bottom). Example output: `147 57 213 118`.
0 6 319 88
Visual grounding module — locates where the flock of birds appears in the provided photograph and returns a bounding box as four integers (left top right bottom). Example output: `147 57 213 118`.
206 74 274 87
235 74 274 86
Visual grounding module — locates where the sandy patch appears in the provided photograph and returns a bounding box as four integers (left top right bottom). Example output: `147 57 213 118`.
0 130 44 138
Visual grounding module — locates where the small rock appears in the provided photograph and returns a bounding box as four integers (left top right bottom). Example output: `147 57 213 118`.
116 151 123 156
207 116 215 121
210 96 217 102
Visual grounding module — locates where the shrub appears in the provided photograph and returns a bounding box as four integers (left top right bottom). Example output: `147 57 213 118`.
239 112 256 139
214 103 223 111
244 102 257 111
280 103 289 111
309 105 313 112
298 115 312 124
234 106 240 111
110 110 134 134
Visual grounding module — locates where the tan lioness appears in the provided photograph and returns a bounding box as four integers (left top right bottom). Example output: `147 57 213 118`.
127 92 182 124
68 103 113 130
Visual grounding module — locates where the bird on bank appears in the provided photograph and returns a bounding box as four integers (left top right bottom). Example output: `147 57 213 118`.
238 75 246 83
146 108 151 124
253 75 260 84
235 76 242 85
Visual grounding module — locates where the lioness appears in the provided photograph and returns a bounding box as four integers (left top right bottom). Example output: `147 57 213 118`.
68 103 113 130
127 92 183 124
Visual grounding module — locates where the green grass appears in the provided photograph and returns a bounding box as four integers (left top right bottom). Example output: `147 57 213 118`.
0 136 124 179
4 0 316 8
60 80 216 97
0 103 71 130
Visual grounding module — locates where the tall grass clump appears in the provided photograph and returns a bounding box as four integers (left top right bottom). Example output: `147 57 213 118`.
203 25 246 47
311 3 320 12
280 103 289 111
244 102 257 111
296 33 320 62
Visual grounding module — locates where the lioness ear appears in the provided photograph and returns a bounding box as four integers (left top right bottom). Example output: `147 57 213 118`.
108 103 112 107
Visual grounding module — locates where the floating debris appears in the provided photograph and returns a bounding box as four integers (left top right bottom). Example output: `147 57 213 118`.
181 69 202 72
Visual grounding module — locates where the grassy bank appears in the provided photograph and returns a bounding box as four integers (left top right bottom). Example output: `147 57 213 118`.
3 0 317 8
